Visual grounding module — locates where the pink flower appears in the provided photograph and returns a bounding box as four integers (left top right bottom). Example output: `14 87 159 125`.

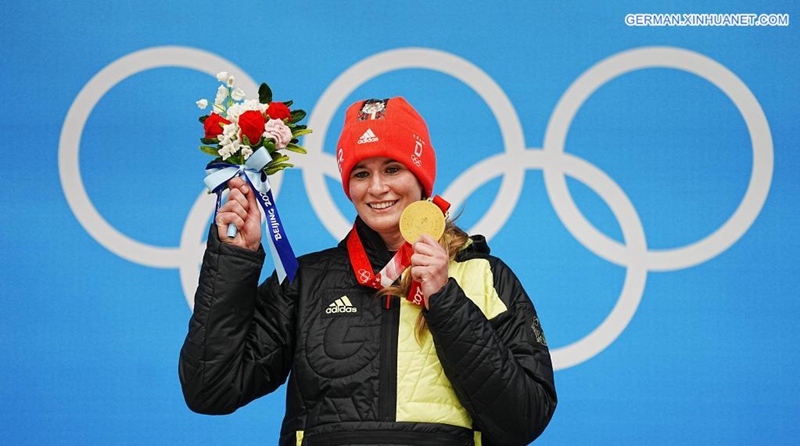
263 119 293 149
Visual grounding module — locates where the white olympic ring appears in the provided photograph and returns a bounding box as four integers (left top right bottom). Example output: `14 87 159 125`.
543 47 773 272
59 46 772 371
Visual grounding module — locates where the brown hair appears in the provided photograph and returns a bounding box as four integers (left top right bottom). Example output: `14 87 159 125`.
378 219 470 343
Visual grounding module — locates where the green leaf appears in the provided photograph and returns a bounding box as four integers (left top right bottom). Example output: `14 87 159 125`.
258 82 273 104
199 145 219 156
289 109 306 123
264 163 294 175
267 155 290 166
242 134 252 146
293 124 307 130
261 140 276 153
201 137 218 145
291 128 313 138
283 100 293 107
199 115 209 123
285 143 307 154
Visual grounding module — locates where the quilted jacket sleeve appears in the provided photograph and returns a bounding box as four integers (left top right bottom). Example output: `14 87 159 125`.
178 225 296 414
424 257 557 446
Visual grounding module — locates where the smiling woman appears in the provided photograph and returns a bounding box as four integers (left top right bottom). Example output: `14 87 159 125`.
179 96 557 446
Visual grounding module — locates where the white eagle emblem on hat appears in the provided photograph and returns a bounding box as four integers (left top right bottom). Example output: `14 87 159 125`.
358 99 387 120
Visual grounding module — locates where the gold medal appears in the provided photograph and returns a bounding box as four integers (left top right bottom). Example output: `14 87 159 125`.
400 200 446 244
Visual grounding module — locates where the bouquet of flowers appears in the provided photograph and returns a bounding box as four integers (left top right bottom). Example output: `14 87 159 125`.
196 72 311 282
196 71 311 174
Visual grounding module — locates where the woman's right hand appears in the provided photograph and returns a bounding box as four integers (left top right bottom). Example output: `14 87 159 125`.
216 176 262 251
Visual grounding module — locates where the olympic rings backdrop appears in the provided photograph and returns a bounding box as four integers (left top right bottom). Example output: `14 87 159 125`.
3 1 799 444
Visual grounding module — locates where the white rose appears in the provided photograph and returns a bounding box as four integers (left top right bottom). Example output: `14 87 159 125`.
214 85 228 105
263 119 293 149
220 123 239 142
243 99 260 109
196 99 208 109
219 138 241 161
218 145 231 160
216 71 229 82
231 88 245 101
222 123 239 141
226 103 244 122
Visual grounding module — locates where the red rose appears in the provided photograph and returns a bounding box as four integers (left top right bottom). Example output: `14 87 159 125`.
238 110 267 144
266 102 291 121
203 113 230 139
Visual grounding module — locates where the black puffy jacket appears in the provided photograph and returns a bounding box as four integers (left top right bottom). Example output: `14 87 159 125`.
179 219 557 445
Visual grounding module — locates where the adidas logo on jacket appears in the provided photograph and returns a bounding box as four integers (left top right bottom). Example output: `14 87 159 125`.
326 296 358 314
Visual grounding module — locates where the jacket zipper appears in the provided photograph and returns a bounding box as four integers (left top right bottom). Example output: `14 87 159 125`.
378 295 399 421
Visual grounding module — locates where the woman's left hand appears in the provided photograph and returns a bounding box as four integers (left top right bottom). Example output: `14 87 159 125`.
410 234 449 308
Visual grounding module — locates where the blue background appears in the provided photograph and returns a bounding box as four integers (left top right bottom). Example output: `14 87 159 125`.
3 1 798 444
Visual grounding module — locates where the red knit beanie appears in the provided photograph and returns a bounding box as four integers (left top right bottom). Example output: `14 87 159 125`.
336 97 436 199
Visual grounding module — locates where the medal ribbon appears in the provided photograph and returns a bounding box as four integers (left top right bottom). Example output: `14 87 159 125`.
346 224 413 291
346 196 450 307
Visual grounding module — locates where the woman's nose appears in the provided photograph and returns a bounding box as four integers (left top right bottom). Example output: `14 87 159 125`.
367 173 389 194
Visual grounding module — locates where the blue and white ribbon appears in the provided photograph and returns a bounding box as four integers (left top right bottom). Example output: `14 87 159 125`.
204 147 299 283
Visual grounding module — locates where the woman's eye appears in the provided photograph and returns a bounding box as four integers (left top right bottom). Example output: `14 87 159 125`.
352 171 369 179
385 166 400 174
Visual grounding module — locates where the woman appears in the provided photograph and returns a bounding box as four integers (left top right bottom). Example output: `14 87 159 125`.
179 97 557 445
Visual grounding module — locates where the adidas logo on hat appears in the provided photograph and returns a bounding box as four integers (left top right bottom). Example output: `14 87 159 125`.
326 296 359 314
357 128 379 144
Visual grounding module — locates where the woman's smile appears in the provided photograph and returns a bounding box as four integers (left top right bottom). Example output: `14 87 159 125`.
368 200 399 210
